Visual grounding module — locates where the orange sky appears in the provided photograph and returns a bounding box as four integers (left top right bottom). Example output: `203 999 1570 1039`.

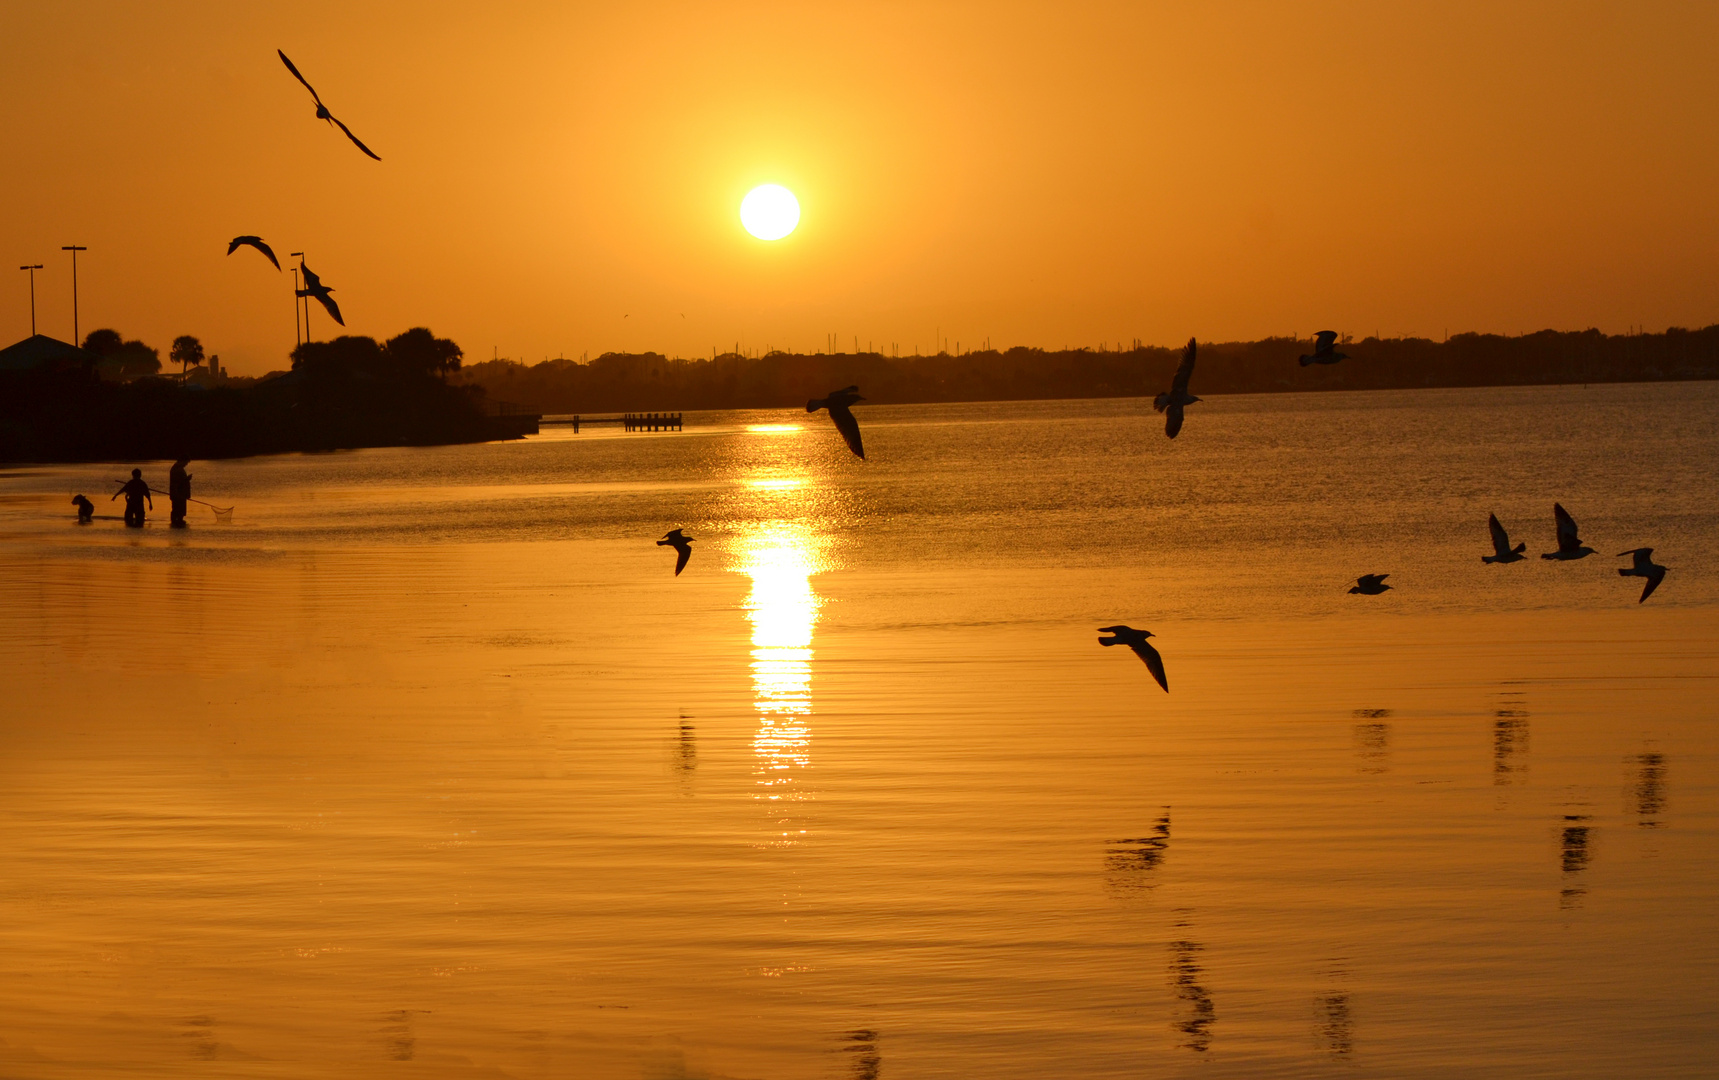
3 1 1718 375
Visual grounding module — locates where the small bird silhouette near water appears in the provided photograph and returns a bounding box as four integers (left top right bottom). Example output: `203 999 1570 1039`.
1616 548 1667 603
226 235 280 270
1097 626 1168 692
1299 330 1347 366
1483 514 1527 563
807 385 865 458
277 49 382 161
1540 503 1595 560
1153 337 1200 438
295 261 345 326
1349 574 1392 595
658 529 694 575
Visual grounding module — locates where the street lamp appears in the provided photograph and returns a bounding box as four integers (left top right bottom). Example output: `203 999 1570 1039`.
289 251 305 347
61 245 87 345
18 264 43 336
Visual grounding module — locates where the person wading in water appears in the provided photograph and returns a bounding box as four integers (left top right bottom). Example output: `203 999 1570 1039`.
169 459 193 528
113 469 152 527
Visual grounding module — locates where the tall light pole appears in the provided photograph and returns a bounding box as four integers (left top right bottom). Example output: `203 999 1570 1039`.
61 245 87 345
289 252 304 347
18 264 43 336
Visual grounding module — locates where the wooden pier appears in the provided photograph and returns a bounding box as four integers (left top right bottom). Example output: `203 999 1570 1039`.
540 412 684 433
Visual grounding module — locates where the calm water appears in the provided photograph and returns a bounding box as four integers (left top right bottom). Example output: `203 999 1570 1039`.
0 385 1715 1078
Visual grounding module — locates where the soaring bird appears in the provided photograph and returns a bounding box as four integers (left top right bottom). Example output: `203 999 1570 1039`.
1299 330 1347 366
1616 548 1667 603
226 235 281 270
807 385 866 459
658 529 694 576
1540 503 1595 561
277 49 382 161
1097 625 1168 692
1349 574 1392 595
1153 337 1200 438
295 261 345 326
1483 513 1527 563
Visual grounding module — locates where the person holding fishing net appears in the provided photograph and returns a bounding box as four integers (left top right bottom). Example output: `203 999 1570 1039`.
169 459 192 528
112 468 152 527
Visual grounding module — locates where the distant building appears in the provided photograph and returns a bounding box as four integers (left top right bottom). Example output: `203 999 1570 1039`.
0 334 99 374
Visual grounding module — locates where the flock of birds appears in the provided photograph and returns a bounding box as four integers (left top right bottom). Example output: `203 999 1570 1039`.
659 338 1671 695
223 50 379 327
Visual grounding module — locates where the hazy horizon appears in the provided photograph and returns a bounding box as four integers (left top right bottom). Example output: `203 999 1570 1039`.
5 1 1718 376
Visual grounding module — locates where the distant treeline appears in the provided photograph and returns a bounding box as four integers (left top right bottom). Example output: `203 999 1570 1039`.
452 326 1719 413
0 328 510 463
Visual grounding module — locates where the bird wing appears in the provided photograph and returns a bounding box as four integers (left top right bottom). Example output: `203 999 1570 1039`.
299 262 322 291
230 236 281 270
1632 547 1655 570
1129 640 1169 692
1488 513 1510 556
328 113 382 160
1640 566 1665 602
828 405 865 459
1170 338 1196 397
1553 503 1579 552
1315 330 1338 349
277 49 325 108
1164 404 1184 439
313 291 344 326
674 545 691 575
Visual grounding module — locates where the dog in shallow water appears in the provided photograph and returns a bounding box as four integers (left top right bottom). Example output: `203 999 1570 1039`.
72 494 94 523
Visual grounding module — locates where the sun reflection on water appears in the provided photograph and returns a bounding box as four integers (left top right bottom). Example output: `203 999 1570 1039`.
736 519 829 846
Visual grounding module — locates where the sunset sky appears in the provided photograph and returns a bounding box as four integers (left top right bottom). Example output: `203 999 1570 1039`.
4 1 1717 375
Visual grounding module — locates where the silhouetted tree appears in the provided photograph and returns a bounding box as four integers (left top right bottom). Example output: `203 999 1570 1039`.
82 328 161 380
383 327 463 379
170 335 205 377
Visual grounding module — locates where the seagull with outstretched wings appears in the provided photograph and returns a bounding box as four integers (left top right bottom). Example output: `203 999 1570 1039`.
1153 337 1200 438
1349 574 1392 595
658 529 694 576
296 261 345 326
226 235 281 270
1483 513 1527 563
807 385 866 459
1098 626 1169 692
1299 330 1348 366
1540 503 1595 560
1616 548 1667 603
278 49 382 161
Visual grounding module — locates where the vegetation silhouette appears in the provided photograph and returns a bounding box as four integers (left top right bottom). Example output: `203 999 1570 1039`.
454 325 1719 413
81 329 161 380
0 327 506 463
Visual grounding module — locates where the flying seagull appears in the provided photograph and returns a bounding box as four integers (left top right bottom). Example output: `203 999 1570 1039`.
295 261 345 326
277 49 382 161
1483 513 1527 563
1097 625 1168 692
1299 330 1347 366
658 529 694 576
1540 503 1595 560
1616 548 1667 603
807 385 866 459
1153 337 1200 438
1349 574 1392 595
226 235 281 270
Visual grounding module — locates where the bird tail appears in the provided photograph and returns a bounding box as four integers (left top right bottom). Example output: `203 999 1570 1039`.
806 399 822 413
1299 356 1313 366
1098 637 1120 646
1152 394 1169 413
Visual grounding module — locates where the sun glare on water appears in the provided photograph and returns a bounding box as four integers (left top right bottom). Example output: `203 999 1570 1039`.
740 184 800 240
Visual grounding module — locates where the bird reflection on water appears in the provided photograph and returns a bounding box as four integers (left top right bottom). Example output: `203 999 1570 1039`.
1632 751 1667 828
1560 814 1593 909
737 518 830 847
1167 911 1216 1052
1493 692 1530 788
1105 809 1171 892
1352 710 1393 774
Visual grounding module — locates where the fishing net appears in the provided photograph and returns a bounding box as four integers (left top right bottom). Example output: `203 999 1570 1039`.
209 504 235 524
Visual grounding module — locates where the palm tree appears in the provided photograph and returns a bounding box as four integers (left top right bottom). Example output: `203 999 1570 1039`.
170 335 205 378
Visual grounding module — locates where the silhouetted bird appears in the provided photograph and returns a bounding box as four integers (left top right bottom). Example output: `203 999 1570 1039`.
226 235 281 270
1540 503 1595 560
277 49 382 161
807 385 866 458
658 529 694 576
1153 337 1200 438
1349 574 1392 595
1098 626 1168 692
1299 330 1348 366
295 261 345 326
1483 513 1527 563
1616 548 1667 603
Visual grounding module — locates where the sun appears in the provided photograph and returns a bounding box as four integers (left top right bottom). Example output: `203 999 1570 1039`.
740 184 800 241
